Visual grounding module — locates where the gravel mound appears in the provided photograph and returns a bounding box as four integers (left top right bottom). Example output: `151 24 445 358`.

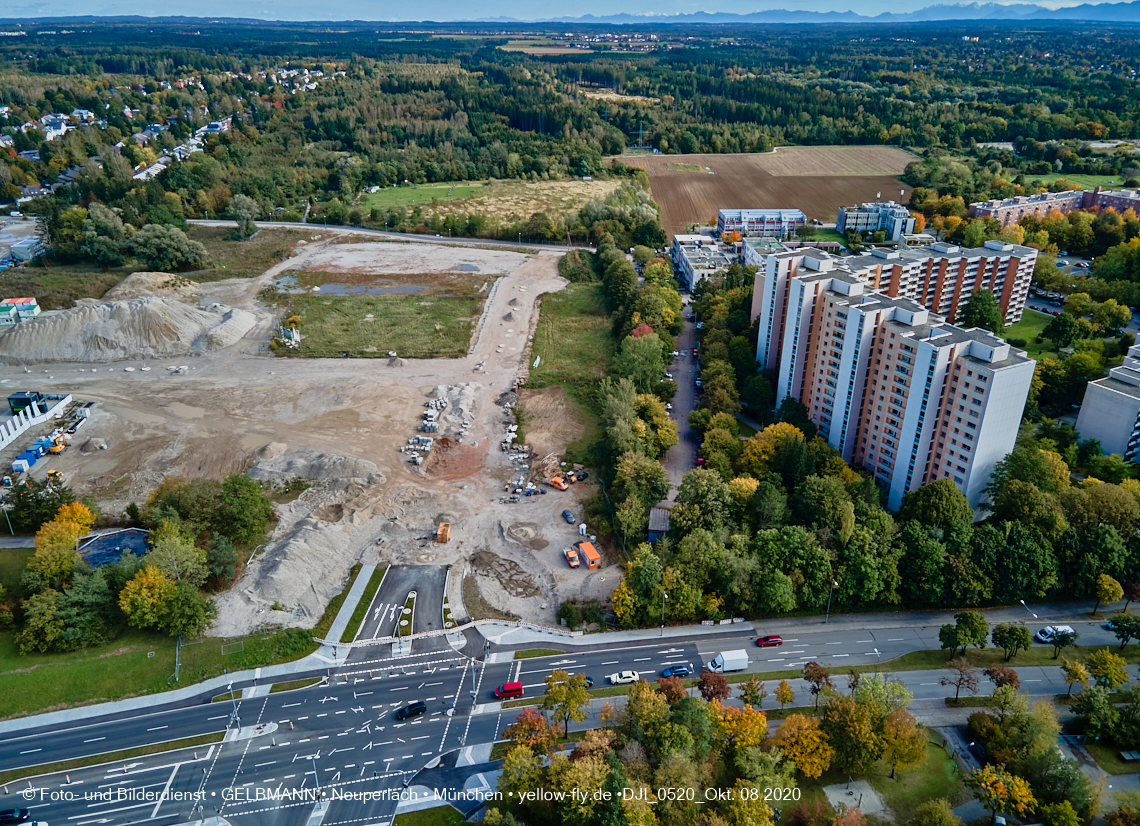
103 272 199 300
248 447 383 483
0 297 258 363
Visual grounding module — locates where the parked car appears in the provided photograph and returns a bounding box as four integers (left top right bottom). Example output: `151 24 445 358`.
661 664 690 678
696 322 703 329
562 509 575 524
664 372 673 380
671 350 680 357
695 378 703 389
665 403 673 412
755 635 784 648
1034 625 1075 643
395 700 427 720
607 670 640 685
1104 617 1123 631
0 810 30 826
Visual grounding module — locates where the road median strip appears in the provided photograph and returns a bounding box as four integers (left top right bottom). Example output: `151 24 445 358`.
340 565 389 643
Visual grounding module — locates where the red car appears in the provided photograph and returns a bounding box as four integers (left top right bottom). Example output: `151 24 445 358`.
756 635 784 648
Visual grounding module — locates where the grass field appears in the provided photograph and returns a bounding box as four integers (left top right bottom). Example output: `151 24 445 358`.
1028 173 1125 190
1084 740 1139 775
401 178 621 227
285 293 482 358
187 225 301 281
0 546 33 598
0 260 130 309
0 565 361 719
394 807 466 826
666 163 704 172
809 228 848 245
362 182 487 211
339 565 388 643
1001 308 1057 358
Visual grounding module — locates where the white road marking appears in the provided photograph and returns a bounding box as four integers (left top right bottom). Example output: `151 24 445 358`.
83 737 105 743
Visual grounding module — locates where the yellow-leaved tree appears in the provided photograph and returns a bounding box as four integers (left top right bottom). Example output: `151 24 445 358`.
118 565 176 629
739 423 804 477
773 713 834 779
29 519 81 586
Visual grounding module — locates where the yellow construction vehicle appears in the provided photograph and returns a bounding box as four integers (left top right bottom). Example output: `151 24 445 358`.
436 523 451 543
47 434 66 454
46 469 63 485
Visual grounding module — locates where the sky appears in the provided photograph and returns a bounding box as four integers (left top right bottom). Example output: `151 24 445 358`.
0 0 1123 21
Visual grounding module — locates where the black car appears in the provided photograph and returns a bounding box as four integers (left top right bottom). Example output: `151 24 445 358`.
0 810 29 826
562 509 575 524
395 700 427 720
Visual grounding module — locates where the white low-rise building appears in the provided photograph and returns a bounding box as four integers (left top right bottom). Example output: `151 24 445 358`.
1075 344 1140 461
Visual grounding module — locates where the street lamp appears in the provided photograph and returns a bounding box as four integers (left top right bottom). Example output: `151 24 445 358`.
825 580 838 624
661 592 668 636
1020 599 1038 624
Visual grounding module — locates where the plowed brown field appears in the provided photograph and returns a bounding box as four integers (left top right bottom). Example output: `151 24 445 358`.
624 146 918 238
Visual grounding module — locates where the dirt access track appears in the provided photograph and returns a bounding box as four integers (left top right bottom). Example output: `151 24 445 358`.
623 145 917 238
0 227 615 635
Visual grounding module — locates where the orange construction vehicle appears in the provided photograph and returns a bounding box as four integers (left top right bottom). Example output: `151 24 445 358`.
563 547 581 568
436 523 451 543
550 476 569 491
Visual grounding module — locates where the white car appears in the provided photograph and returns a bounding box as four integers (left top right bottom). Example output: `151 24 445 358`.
665 403 673 412
671 351 680 357
1034 625 1075 643
664 372 673 380
607 670 640 685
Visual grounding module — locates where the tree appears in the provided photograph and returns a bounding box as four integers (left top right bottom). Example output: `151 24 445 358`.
983 665 1021 690
968 765 1036 824
1086 647 1130 688
775 679 795 709
1039 801 1081 826
739 422 805 477
823 694 882 774
54 502 95 533
15 589 63 654
9 478 76 532
81 203 126 268
773 714 834 779
126 224 208 271
1061 658 1090 696
28 519 80 587
803 662 833 709
218 474 274 546
1044 313 1080 348
739 675 767 708
940 623 970 657
614 333 666 394
542 669 591 738
721 779 776 826
882 709 927 779
118 566 176 629
501 707 558 755
940 611 988 656
697 668 730 702
654 675 687 706
229 194 259 239
899 479 974 528
1052 629 1079 659
941 657 979 700
147 534 209 587
958 290 1003 333
159 581 216 637
909 800 962 826
991 624 1032 662
207 535 239 587
1123 582 1140 614
1113 614 1140 649
1095 573 1125 616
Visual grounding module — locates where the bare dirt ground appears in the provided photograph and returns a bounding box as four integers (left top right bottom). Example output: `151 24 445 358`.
0 229 618 635
623 146 917 236
517 385 586 460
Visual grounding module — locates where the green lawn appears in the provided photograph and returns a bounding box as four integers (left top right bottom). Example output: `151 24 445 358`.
340 565 388 643
270 677 323 694
284 293 481 359
187 225 302 281
514 648 563 659
1028 173 1125 190
362 182 486 212
0 546 33 598
1084 740 1140 775
807 228 847 246
1002 308 1058 359
666 163 703 172
393 806 467 826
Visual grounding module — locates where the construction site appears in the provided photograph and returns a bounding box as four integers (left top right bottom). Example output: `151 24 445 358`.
0 230 615 636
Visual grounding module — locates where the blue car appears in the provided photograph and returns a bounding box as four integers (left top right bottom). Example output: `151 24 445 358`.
562 509 575 524
661 664 690 678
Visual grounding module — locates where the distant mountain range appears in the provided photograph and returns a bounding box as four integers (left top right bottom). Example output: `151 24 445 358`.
475 2 1140 24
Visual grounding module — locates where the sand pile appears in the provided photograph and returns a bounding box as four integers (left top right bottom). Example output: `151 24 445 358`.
0 297 258 363
508 298 519 307
103 272 199 300
502 311 517 322
248 447 383 484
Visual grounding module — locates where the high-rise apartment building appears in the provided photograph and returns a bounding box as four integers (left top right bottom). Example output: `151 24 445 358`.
751 250 1035 509
1075 344 1140 462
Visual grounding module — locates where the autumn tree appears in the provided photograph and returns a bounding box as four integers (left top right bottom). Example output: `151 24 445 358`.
501 707 558 755
803 662 833 709
1095 573 1125 616
822 694 882 775
1086 647 1130 689
53 502 95 533
776 679 795 709
654 675 687 706
697 668 730 702
941 657 980 700
773 714 834 779
1061 658 1090 696
542 669 591 738
739 675 767 708
28 519 81 587
881 709 927 778
118 565 177 629
984 665 1021 691
969 765 1036 824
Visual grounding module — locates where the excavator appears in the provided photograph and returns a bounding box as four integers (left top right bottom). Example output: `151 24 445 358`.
47 434 67 454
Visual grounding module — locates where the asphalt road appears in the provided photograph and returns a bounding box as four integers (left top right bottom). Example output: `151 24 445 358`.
661 301 697 499
352 566 448 644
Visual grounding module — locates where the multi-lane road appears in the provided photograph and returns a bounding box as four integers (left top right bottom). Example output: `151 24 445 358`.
1 563 1132 826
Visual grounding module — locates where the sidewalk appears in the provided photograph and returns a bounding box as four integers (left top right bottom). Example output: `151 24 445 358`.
0 564 378 735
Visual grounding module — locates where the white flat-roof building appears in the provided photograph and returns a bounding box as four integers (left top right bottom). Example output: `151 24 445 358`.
1075 344 1140 461
717 208 806 238
837 201 916 242
672 234 734 290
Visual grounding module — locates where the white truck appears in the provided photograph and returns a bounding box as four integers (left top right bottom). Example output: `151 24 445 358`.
707 649 749 673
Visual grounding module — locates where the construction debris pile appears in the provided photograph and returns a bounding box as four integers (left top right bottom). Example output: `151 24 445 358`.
402 384 481 467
